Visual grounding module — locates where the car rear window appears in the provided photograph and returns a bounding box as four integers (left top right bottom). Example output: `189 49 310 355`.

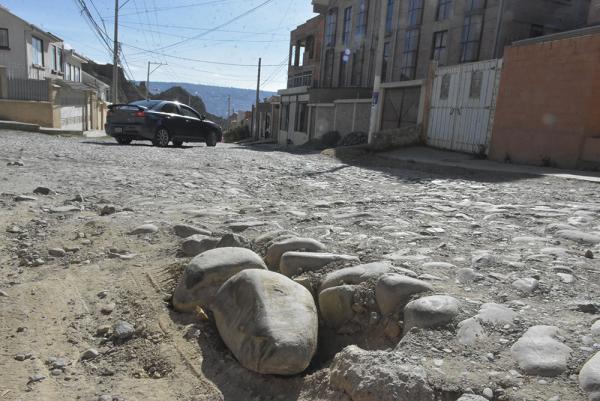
130 100 161 109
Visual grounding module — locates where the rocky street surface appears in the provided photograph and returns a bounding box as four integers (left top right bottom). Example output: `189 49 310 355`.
0 130 599 401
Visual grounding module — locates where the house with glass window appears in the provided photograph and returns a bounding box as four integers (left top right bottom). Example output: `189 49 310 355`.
0 5 65 80
286 0 590 140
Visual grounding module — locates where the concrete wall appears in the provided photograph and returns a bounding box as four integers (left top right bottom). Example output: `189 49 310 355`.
489 31 600 169
0 99 53 126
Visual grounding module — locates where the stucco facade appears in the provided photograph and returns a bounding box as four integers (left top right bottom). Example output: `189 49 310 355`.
0 5 64 80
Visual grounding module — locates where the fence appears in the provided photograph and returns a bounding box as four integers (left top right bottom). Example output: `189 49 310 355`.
6 78 49 101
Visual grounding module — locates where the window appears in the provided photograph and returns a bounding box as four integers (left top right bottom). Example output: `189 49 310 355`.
381 42 391 82
325 8 337 47
74 67 80 82
436 0 452 21
65 63 72 80
57 48 63 72
280 104 290 131
400 29 420 81
530 24 545 38
356 0 368 40
469 71 483 98
0 28 9 49
440 74 451 100
385 0 394 34
323 48 334 87
181 106 199 118
339 51 349 87
351 48 364 86
32 36 43 66
342 7 352 46
431 30 448 65
295 103 308 132
407 0 424 27
161 103 179 114
460 14 483 62
465 0 486 12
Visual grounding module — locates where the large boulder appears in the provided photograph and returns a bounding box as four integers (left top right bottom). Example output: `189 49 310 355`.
375 274 433 316
321 262 416 291
280 252 359 277
264 237 326 270
403 295 460 334
510 326 572 377
254 230 298 247
319 285 357 328
211 269 318 375
172 247 267 312
181 235 220 257
216 233 251 249
580 351 600 401
477 303 516 326
329 345 435 401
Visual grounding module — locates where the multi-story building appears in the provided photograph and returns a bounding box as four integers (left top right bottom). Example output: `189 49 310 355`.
288 15 325 88
321 0 590 87
590 0 600 25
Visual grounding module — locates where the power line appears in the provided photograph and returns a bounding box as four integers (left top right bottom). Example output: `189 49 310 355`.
122 42 282 67
116 20 289 36
116 0 234 17
152 0 277 52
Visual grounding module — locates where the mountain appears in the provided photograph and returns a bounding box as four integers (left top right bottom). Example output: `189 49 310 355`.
145 82 277 118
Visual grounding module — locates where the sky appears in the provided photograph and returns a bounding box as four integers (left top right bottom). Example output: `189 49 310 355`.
0 0 316 91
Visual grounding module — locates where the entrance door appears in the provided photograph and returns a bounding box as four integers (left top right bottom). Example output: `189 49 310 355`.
427 60 502 154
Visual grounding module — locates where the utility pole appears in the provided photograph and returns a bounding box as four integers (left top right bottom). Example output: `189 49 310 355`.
368 0 390 143
112 0 119 104
227 95 231 129
253 58 261 140
146 61 166 100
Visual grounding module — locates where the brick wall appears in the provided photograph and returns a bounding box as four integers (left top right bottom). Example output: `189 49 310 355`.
488 32 600 169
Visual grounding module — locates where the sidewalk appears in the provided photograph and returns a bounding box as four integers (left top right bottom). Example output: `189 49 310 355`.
376 146 600 183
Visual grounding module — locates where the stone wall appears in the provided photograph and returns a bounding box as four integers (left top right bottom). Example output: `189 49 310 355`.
370 124 422 152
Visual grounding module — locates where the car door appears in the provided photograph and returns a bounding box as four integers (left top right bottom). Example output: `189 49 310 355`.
157 102 185 137
179 106 204 141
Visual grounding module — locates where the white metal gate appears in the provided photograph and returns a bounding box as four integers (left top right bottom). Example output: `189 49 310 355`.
427 59 502 154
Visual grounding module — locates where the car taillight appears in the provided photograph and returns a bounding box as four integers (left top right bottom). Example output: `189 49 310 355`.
134 111 145 117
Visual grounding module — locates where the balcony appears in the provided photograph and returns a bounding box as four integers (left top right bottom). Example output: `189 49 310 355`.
288 71 313 89
312 0 328 13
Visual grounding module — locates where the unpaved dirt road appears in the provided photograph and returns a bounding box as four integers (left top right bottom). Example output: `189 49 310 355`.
1 131 599 401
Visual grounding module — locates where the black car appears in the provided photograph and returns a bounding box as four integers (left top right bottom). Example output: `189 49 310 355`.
105 100 222 147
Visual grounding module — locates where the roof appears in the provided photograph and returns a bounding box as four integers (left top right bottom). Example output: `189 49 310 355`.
0 6 63 42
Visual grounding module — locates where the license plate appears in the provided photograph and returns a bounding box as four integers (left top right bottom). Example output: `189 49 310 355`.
113 127 123 134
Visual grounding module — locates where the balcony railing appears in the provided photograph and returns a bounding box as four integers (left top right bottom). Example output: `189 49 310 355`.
288 71 313 88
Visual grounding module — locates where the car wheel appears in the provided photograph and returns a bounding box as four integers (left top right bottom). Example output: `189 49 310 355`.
172 140 183 147
206 131 217 147
115 137 132 145
153 128 170 147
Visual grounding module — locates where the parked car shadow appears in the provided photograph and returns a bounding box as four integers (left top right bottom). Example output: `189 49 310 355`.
81 141 197 149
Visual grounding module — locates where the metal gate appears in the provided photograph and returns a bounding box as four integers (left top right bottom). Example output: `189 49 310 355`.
427 59 502 154
56 85 86 131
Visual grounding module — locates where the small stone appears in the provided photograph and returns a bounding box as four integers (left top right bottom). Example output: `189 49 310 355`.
48 248 66 257
129 224 158 235
72 194 84 202
173 224 212 238
81 348 99 360
100 205 117 216
33 187 54 195
181 235 220 257
457 395 488 401
557 273 575 284
0 290 8 297
113 320 135 341
100 303 116 315
49 205 81 213
403 295 460 334
7 160 24 166
28 373 46 384
51 368 62 376
6 225 22 233
15 195 37 202
96 325 111 336
15 353 29 361
585 250 595 259
97 290 109 299
98 396 112 401
482 388 494 399
512 278 539 294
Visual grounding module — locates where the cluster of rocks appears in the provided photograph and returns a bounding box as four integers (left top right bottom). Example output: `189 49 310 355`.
169 226 600 400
